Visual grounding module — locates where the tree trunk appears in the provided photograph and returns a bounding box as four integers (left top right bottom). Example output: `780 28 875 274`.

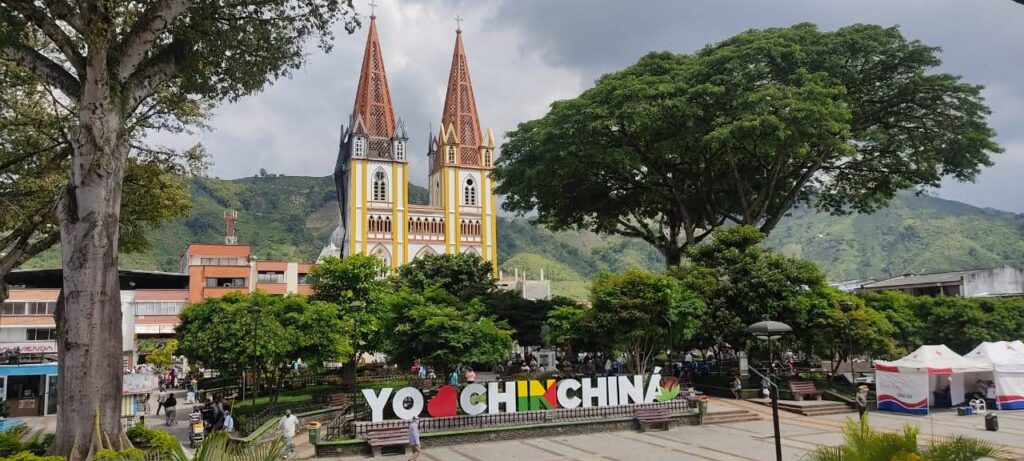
343 353 359 388
662 245 683 268
52 81 129 459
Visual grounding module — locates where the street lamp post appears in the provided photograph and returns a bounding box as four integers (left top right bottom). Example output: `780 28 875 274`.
840 301 854 377
248 306 262 424
747 320 793 461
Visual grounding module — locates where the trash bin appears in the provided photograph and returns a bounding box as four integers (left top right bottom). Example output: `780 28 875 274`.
697 396 709 415
985 413 998 432
307 421 322 444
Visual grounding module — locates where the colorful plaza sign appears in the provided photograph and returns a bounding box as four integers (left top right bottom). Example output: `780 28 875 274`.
362 374 681 422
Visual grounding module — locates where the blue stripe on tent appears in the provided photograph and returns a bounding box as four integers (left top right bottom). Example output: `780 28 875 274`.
0 364 57 376
877 400 928 416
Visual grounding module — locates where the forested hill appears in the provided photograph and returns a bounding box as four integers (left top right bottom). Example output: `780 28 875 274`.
22 175 1024 299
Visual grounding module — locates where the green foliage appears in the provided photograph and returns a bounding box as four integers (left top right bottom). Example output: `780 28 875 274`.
670 226 826 351
384 288 514 371
801 416 1011 461
799 288 898 370
483 291 576 347
177 292 352 374
545 303 590 356
188 432 284 461
309 255 393 360
494 23 1000 267
146 339 178 370
395 253 496 302
0 453 65 461
125 423 179 452
587 269 705 374
0 425 54 459
862 291 1024 354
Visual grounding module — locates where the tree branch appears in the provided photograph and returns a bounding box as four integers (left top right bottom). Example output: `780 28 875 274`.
116 0 192 79
1 44 81 99
3 0 86 74
125 40 188 109
40 0 85 34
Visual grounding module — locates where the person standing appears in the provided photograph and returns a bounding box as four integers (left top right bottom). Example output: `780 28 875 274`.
856 385 869 421
448 369 459 387
163 393 177 426
223 409 235 434
408 416 421 461
279 409 299 453
731 374 743 399
155 388 168 415
465 368 476 385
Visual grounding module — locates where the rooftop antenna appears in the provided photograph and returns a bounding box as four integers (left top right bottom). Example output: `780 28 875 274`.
224 210 238 245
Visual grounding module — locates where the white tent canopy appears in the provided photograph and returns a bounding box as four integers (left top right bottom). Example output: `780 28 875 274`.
873 345 992 415
966 341 1024 410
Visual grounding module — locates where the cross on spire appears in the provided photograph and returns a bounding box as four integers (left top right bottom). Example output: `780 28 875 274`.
454 14 463 32
369 0 378 17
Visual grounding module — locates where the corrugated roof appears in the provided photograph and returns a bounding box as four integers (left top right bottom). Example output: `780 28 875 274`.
861 269 978 289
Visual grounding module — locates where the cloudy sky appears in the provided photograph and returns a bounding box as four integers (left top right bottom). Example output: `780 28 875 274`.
174 0 1024 213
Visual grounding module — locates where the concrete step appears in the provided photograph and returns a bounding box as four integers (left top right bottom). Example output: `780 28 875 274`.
751 399 855 416
701 409 761 425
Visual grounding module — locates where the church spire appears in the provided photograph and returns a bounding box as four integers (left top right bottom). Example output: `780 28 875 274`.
439 26 483 166
351 15 396 138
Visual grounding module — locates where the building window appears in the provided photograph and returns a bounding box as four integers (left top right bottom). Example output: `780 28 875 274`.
447 146 456 164
205 278 247 288
463 178 477 206
26 329 57 341
298 273 309 285
483 149 492 167
372 170 388 202
257 271 286 283
1 302 56 316
133 301 186 316
354 137 365 157
199 258 242 266
395 141 405 160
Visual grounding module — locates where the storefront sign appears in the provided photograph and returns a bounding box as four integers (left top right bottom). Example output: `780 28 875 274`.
362 374 679 422
0 342 57 354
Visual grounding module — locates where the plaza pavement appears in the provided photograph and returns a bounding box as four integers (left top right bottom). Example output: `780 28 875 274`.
313 398 1024 461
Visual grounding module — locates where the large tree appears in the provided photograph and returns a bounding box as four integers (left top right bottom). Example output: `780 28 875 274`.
308 255 392 386
669 226 826 353
395 253 495 302
587 269 704 375
494 23 1000 266
0 0 358 454
0 62 199 302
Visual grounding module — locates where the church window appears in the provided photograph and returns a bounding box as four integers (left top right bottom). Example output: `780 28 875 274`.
447 146 456 164
483 150 492 167
395 141 405 160
354 137 365 157
372 170 388 202
463 178 477 206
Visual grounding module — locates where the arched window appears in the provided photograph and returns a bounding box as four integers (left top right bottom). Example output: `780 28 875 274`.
354 137 365 157
372 170 388 202
483 149 492 167
447 146 456 164
384 217 391 233
463 178 477 206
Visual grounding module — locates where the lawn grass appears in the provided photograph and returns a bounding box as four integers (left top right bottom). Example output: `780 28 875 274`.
231 385 337 414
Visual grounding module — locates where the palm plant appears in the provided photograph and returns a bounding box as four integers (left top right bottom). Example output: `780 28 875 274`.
180 432 285 461
802 417 1012 461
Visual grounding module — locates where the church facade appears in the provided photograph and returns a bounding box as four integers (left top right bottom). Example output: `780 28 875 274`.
320 16 498 274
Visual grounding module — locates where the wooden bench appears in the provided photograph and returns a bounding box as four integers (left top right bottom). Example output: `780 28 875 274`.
326 393 348 408
635 406 673 432
365 427 410 458
789 380 822 401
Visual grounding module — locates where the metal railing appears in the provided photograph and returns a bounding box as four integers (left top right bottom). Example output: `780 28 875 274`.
350 400 694 438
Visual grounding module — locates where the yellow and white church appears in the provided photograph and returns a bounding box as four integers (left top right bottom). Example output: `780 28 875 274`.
320 15 499 274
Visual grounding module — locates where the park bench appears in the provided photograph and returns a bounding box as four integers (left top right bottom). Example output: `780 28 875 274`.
365 426 410 458
635 405 673 432
326 393 349 408
789 380 822 401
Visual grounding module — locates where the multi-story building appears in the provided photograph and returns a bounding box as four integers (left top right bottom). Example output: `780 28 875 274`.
181 243 314 300
320 15 499 274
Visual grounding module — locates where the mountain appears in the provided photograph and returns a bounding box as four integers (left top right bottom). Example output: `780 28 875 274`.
21 176 1024 298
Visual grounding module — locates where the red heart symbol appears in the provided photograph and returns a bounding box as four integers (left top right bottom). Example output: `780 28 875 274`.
427 385 458 418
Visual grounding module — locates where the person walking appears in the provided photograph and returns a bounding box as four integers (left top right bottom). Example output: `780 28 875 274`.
408 416 421 461
155 388 168 415
279 409 299 455
163 393 177 426
856 385 869 422
465 368 476 384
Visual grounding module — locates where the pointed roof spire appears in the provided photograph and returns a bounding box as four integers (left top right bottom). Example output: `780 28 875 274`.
351 15 396 138
440 26 483 165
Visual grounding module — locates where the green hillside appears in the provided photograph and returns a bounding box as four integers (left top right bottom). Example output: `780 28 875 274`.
22 176 1024 298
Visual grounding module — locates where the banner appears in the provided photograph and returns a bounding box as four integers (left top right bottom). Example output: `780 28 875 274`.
995 372 1024 410
362 374 678 422
876 371 928 416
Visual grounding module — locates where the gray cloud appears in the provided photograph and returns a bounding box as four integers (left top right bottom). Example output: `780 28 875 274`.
175 0 1024 213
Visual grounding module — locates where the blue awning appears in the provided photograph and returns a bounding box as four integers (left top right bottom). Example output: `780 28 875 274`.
0 364 57 377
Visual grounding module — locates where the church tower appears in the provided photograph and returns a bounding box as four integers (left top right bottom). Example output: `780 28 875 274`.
329 14 409 268
428 25 498 274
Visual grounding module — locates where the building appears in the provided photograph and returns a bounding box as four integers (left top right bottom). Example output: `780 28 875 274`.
857 265 1024 298
181 243 314 300
320 15 499 274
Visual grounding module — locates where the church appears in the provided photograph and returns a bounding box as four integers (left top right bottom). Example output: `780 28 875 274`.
320 14 499 274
